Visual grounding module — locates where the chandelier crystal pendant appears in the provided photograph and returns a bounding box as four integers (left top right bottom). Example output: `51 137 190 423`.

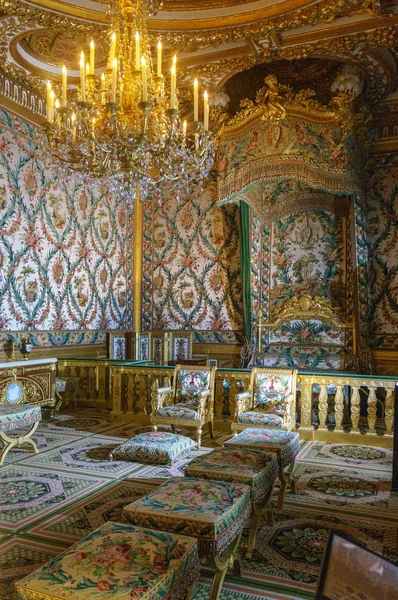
42 0 214 200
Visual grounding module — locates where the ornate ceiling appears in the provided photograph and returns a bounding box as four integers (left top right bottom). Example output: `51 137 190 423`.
0 0 398 123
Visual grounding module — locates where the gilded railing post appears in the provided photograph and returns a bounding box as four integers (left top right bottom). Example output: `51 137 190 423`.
350 386 361 435
299 376 313 432
215 373 226 420
139 371 148 414
126 373 134 414
318 384 328 430
110 367 123 419
98 365 106 407
367 386 377 435
334 385 344 433
384 390 394 437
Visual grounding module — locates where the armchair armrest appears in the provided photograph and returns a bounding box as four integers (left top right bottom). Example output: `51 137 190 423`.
235 390 252 417
151 384 172 413
282 393 294 424
199 389 211 399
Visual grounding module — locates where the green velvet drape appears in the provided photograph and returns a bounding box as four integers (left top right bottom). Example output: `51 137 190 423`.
239 200 252 344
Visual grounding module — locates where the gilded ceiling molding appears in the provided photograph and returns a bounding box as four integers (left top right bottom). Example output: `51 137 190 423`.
188 27 397 103
0 0 105 30
149 1 387 51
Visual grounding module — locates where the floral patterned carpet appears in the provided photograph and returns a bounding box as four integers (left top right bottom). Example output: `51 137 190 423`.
0 407 396 600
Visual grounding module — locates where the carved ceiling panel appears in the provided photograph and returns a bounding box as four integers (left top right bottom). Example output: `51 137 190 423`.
0 0 397 119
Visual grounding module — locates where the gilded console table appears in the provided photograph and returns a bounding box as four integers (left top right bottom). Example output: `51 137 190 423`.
0 358 57 408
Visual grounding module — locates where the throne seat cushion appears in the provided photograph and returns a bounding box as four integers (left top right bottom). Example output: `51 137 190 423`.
123 477 251 555
110 431 197 465
157 405 199 420
237 411 283 428
14 521 200 600
184 448 279 503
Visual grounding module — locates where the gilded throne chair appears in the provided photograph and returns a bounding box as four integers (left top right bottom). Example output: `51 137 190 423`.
232 367 297 434
151 365 216 447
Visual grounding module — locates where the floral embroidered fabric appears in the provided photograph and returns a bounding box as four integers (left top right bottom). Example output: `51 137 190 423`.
184 448 279 503
253 373 292 411
123 477 251 555
157 406 198 420
14 521 200 600
237 411 283 427
225 428 300 469
0 404 42 432
175 369 210 407
110 432 197 465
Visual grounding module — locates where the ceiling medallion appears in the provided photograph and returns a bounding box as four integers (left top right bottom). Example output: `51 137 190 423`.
41 0 214 201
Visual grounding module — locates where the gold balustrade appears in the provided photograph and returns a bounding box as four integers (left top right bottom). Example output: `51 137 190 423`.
58 361 396 447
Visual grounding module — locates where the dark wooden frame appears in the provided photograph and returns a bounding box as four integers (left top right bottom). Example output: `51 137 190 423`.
315 531 398 600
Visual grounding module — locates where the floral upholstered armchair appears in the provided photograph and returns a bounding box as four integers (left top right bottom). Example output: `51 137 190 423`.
151 365 216 446
232 368 298 434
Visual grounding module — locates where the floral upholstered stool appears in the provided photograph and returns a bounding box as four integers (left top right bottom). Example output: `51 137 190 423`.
109 431 197 465
123 477 252 600
0 404 42 465
14 521 200 600
224 428 300 510
184 447 279 558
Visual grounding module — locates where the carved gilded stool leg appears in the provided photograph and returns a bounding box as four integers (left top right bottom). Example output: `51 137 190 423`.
0 405 42 466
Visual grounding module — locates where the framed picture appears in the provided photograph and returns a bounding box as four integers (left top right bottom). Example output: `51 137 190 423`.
138 332 151 361
316 531 398 600
151 332 172 365
108 332 126 360
171 331 193 362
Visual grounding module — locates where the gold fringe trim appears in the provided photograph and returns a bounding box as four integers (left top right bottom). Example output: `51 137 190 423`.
217 159 360 205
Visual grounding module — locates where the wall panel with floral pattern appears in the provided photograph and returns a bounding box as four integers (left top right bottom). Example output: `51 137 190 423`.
142 180 243 335
367 162 398 349
0 109 132 342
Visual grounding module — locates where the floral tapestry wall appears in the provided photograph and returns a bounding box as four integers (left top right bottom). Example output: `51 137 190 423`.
142 180 243 337
0 109 132 343
367 162 398 349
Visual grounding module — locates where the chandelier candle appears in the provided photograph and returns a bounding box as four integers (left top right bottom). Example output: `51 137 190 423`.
79 52 86 101
204 91 209 130
41 0 214 199
61 66 67 108
135 32 140 71
157 40 162 77
90 40 95 75
194 78 198 122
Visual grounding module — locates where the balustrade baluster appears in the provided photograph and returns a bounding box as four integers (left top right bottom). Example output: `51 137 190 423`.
110 367 122 419
367 387 377 435
215 374 226 420
98 366 106 407
138 371 148 414
334 386 344 433
126 373 134 414
350 386 361 435
384 389 394 437
299 377 313 432
318 384 328 430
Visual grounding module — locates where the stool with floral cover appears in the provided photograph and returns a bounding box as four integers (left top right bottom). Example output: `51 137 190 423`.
184 447 279 557
0 404 41 465
14 521 200 600
232 367 297 434
224 428 300 509
151 365 216 447
123 477 252 600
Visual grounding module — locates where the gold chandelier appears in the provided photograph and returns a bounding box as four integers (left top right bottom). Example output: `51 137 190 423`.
43 0 214 199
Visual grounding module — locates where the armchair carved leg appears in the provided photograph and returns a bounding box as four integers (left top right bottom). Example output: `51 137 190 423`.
152 424 158 432
208 420 214 439
171 424 177 434
197 426 202 448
